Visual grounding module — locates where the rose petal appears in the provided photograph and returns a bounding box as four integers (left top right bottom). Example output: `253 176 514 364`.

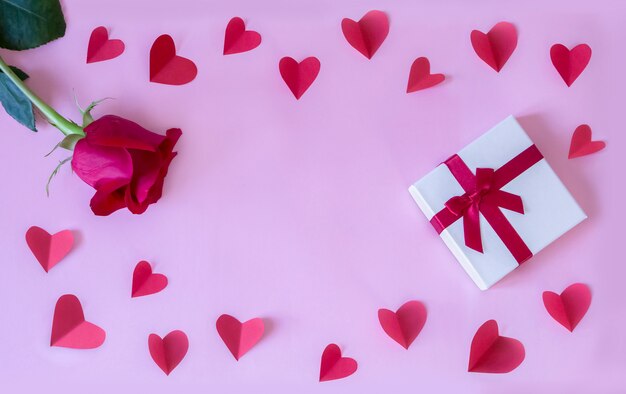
72 139 133 189
128 149 162 204
90 186 127 216
85 115 166 152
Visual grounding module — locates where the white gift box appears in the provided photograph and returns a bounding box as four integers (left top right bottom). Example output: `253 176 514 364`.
409 116 586 290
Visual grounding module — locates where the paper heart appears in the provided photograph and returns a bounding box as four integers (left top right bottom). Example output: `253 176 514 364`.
543 283 591 331
223 17 261 55
468 320 525 373
341 10 389 59
279 57 320 100
50 294 106 349
550 43 591 87
148 330 189 375
216 314 264 360
25 226 74 272
470 22 517 72
131 261 168 298
150 34 197 85
568 124 605 159
86 26 125 64
319 344 358 382
406 57 445 93
378 300 427 349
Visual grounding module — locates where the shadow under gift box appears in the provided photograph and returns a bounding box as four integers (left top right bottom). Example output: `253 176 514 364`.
409 116 587 290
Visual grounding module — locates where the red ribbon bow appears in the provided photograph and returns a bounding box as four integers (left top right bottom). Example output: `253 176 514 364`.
430 145 544 264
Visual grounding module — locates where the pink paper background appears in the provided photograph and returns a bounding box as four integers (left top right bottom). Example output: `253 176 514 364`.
1 0 624 392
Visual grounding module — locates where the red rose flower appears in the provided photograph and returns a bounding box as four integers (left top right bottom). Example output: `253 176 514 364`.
71 115 182 216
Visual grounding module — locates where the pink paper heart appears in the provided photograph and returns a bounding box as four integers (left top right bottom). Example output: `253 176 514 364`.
543 283 592 331
406 57 445 93
568 124 605 159
50 294 106 349
150 34 198 85
131 261 168 298
468 320 525 373
279 56 320 99
341 10 389 59
216 314 264 360
148 330 189 375
550 43 592 87
25 226 74 272
223 17 261 55
86 26 125 63
378 300 427 349
319 344 358 382
470 22 518 72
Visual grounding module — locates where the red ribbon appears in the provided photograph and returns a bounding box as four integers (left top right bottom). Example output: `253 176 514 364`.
430 145 543 264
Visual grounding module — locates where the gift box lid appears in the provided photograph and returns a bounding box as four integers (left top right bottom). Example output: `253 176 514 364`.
409 116 587 290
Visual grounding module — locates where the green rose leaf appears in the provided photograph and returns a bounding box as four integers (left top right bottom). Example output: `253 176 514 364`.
0 66 35 131
0 0 66 50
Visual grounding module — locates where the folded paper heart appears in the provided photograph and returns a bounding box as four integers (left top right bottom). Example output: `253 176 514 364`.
25 226 74 272
568 124 605 159
319 344 358 382
406 57 445 93
131 261 168 298
148 330 189 375
86 26 125 63
223 17 261 55
470 21 517 72
468 320 525 373
543 283 591 332
279 57 320 99
150 34 198 85
341 10 389 59
378 300 427 349
50 294 106 349
550 43 591 87
216 314 264 360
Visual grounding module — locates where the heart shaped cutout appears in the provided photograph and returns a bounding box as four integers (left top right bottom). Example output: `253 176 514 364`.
543 283 591 331
279 56 320 100
468 320 525 373
406 57 445 93
341 10 389 59
550 43 592 87
378 300 427 349
150 34 198 85
470 22 517 72
216 314 264 360
568 124 605 159
148 330 189 375
131 261 168 298
319 344 358 382
26 226 74 272
50 294 106 349
86 26 125 63
223 17 261 55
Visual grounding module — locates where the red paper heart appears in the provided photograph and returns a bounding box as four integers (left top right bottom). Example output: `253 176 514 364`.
216 314 264 360
470 22 517 72
550 44 591 87
406 57 445 93
468 320 525 373
50 294 106 349
150 34 197 85
279 57 320 100
543 283 591 331
319 344 357 382
341 10 389 59
86 26 125 64
378 300 427 349
25 226 74 272
568 124 605 159
148 330 189 375
131 261 168 298
223 17 261 55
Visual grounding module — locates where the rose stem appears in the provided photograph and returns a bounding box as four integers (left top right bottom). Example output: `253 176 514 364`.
0 55 84 136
